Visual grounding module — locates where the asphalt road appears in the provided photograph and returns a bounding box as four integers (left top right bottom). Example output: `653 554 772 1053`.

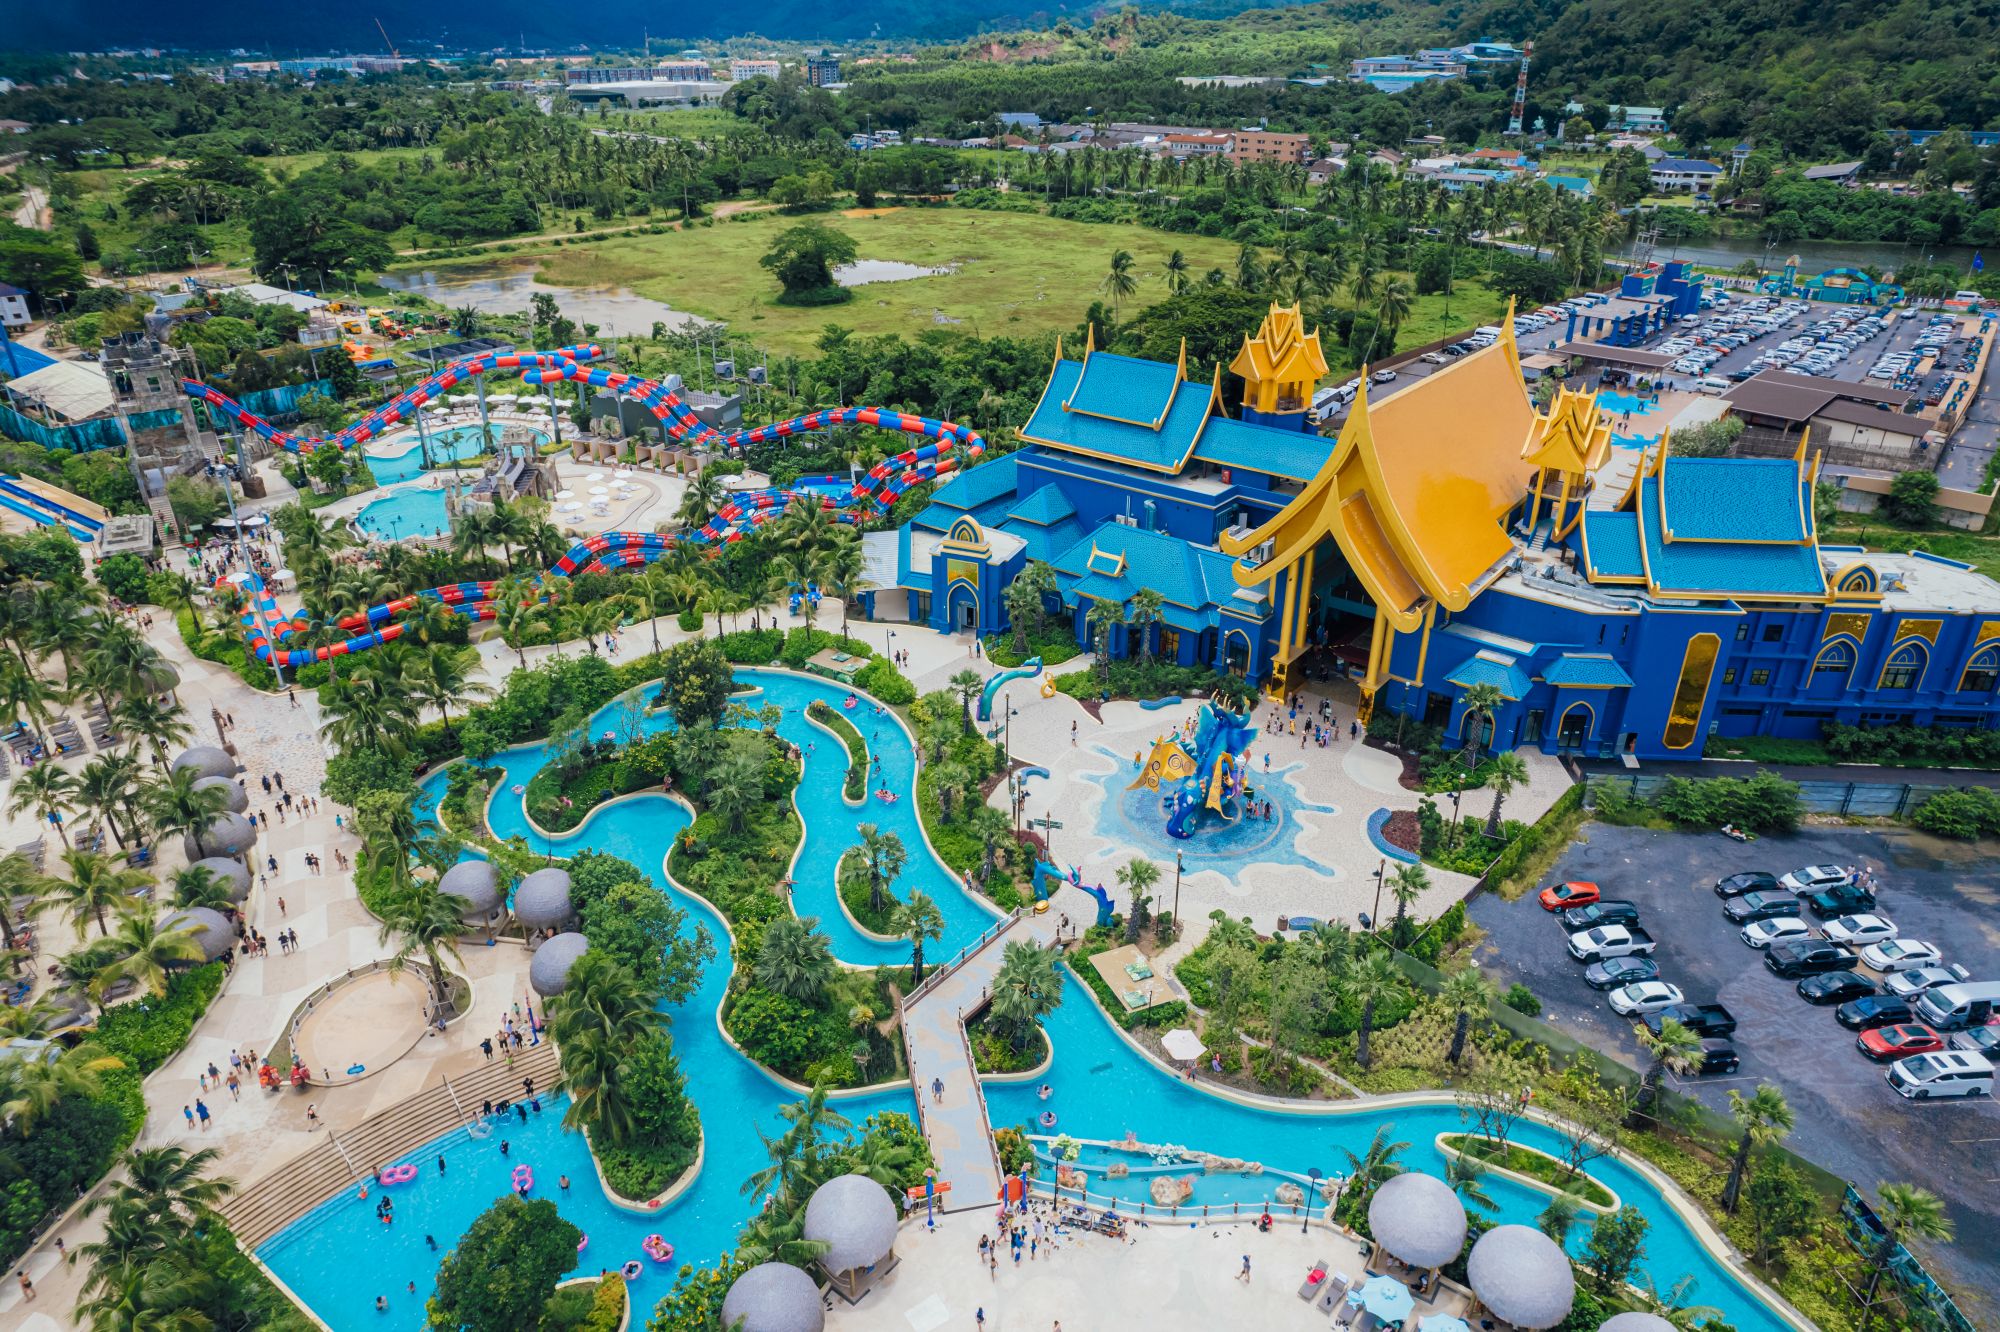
1469 823 2000 1313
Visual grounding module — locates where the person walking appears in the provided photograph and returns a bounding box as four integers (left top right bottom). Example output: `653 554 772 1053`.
931 1076 944 1104
195 1100 211 1130
1238 1254 1252 1284
182 1105 195 1131
480 1037 493 1061
17 1271 32 1300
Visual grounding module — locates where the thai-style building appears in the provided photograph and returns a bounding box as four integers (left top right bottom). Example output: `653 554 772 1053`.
880 303 2000 761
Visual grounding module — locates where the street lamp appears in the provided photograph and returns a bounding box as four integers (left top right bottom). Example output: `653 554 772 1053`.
1172 850 1184 936
1369 858 1386 933
1303 1168 1323 1232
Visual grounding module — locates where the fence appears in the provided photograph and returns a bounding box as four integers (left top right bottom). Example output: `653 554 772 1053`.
0 378 332 454
1840 1185 1975 1332
1582 771 1954 819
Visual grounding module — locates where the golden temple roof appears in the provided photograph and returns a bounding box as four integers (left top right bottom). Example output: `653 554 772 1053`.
1521 384 1612 477
1229 303 1329 386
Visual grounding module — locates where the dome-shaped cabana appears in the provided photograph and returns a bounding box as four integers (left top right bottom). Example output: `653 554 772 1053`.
1367 1170 1468 1270
1599 1315 1677 1332
1467 1224 1577 1331
162 907 236 962
189 856 253 903
803 1173 900 1301
528 932 589 997
512 867 575 932
719 1262 825 1332
193 775 248 814
437 859 503 928
181 811 254 862
170 746 236 781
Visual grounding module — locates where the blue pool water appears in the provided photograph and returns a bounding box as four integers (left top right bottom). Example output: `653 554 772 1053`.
1598 390 1658 418
355 487 451 542
364 424 552 486
261 670 1795 1332
1083 748 1338 876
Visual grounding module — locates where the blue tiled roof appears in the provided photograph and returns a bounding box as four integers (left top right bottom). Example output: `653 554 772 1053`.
1659 458 1807 543
1065 352 1181 424
913 493 1014 532
1545 174 1592 194
1444 652 1533 699
1638 477 1827 597
1005 484 1077 526
921 453 1019 515
1007 515 1086 565
1022 358 1213 472
1543 653 1634 688
1656 158 1721 173
1048 522 1239 629
1582 512 1645 579
1192 416 1333 482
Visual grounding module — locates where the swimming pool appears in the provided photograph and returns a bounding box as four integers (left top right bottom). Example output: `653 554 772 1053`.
354 487 451 542
260 670 1800 1331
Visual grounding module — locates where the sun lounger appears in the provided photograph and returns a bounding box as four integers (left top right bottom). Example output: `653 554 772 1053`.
1124 962 1154 981
1120 988 1148 1009
1315 1274 1352 1313
1349 1310 1380 1332
1297 1259 1333 1300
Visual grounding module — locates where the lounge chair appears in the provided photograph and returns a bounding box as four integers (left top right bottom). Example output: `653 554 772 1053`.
1349 1311 1380 1332
1296 1259 1333 1300
1315 1274 1352 1313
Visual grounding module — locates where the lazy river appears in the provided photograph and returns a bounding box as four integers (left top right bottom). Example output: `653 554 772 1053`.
259 669 1798 1331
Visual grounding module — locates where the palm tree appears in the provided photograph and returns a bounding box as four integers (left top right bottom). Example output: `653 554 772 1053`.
81 624 168 709
1369 276 1415 360
1337 1123 1409 1214
1388 861 1429 929
102 906 206 996
989 939 1065 1050
1482 750 1530 837
0 851 37 951
1 1040 123 1132
1345 950 1405 1070
1084 596 1126 679
169 864 235 913
1856 1183 1954 1332
1444 1151 1499 1212
75 755 139 848
853 824 908 917
892 890 945 984
820 538 868 638
707 744 765 834
1537 1184 1590 1244
1456 682 1504 766
408 642 493 735
550 950 663 1143
1163 249 1189 294
1117 856 1160 943
1440 964 1497 1065
1101 249 1138 307
113 693 192 771
1128 588 1164 665
35 849 153 938
755 915 837 1005
1630 1018 1703 1126
677 468 729 528
948 668 984 734
8 762 79 849
1721 1084 1794 1213
377 881 469 1013
140 767 230 859
0 653 60 741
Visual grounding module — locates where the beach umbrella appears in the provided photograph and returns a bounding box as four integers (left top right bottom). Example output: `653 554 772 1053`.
210 517 237 528
1351 1276 1415 1324
555 490 575 499
589 486 609 495
1417 1316 1472 1332
1160 1028 1205 1062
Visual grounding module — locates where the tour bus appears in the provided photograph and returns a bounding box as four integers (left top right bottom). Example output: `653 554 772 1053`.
1912 981 2000 1032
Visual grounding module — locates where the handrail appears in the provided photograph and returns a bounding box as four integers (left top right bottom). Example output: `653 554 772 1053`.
956 1004 1003 1187
324 1128 364 1188
440 1072 469 1127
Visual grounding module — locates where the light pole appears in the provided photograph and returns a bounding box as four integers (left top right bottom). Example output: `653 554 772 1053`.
1303 1167 1322 1232
1370 858 1385 933
1172 850 1183 936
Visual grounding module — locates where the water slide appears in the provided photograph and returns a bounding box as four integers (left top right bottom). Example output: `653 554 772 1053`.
0 474 107 543
976 656 1042 723
1033 860 1115 928
181 347 989 667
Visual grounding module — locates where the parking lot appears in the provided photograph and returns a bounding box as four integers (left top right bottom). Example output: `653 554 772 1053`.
1469 823 2000 1303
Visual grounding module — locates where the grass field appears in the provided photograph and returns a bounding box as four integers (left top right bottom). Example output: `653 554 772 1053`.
409 206 1247 351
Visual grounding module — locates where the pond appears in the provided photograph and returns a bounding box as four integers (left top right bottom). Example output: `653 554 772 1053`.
834 258 957 286
376 265 704 337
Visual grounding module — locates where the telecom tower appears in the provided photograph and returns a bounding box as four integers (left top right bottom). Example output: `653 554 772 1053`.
1507 41 1532 136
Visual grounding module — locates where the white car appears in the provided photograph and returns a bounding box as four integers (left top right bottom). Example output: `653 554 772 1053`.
1609 981 1686 1016
1822 913 1898 946
1741 917 1815 949
1859 939 1942 973
1780 865 1852 893
1883 964 1971 998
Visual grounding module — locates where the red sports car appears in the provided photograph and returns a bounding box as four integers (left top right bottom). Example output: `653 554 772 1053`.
1539 881 1602 912
1857 1024 1945 1062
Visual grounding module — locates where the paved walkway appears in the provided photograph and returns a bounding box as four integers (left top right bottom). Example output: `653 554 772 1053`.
901 906 1066 1213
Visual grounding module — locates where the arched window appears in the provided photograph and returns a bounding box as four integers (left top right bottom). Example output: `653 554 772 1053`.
1877 640 1929 691
1958 643 2000 694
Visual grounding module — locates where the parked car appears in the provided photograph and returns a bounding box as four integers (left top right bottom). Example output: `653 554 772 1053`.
1421 351 1450 365
1538 881 1601 912
1714 871 1778 898
1823 914 1898 947
1859 939 1942 973
1859 1024 1946 1062
1725 891 1805 924
1742 917 1816 949
1836 995 1915 1031
1766 942 1861 978
1675 1038 1741 1076
1949 1026 2000 1056
1642 1003 1736 1038
1798 973 1878 1006
1884 964 1971 999
1609 981 1687 1016
1804 883 1878 919
1583 956 1660 990
1561 901 1641 931
1370 369 1398 384
1781 865 1853 893
1567 924 1658 962
1886 1050 1994 1099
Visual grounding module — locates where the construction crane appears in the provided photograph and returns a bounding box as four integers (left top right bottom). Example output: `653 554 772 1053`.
374 17 400 60
1506 41 1532 137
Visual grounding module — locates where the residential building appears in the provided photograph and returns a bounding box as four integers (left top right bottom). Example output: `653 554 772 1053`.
729 59 783 81
0 118 29 135
806 51 841 87
1801 161 1864 187
1543 174 1593 196
0 283 29 328
565 63 711 84
1162 133 1232 159
1228 130 1311 165
1608 105 1669 133
1649 157 1723 192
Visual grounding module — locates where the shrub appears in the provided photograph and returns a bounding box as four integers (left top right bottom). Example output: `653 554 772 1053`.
854 655 915 704
1502 983 1543 1016
97 553 155 604
677 607 703 632
1649 770 1804 834
1910 786 2000 839
808 698 868 801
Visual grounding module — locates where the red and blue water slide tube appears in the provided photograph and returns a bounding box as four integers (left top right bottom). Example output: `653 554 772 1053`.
185 347 985 667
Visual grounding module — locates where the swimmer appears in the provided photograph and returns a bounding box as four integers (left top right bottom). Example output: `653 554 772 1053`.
560 1174 572 1192
500 1140 510 1156
375 1296 387 1313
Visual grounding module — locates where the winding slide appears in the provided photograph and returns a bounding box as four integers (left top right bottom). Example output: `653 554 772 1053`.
1033 861 1116 927
976 656 1042 723
183 345 987 668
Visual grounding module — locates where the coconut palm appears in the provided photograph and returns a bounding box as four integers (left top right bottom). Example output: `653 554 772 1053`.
318 652 423 756
1337 1123 1409 1214
1 1040 123 1133
1482 750 1530 837
102 906 206 996
1127 588 1164 664
75 754 141 848
0 851 38 952
989 939 1065 1050
676 468 729 528
1117 856 1160 944
754 915 837 1005
1722 1083 1795 1214
1856 1183 1954 1332
80 623 168 709
1345 950 1405 1071
1630 1018 1703 1126
113 692 193 771
1101 249 1138 307
407 642 493 736
1444 1151 1499 1212
1456 682 1504 765
853 824 908 917
706 744 766 834
140 767 230 859
1389 861 1429 928
95 1143 234 1225
1163 249 1189 294
1084 596 1126 678
892 890 945 984
35 849 154 938
948 668 984 734
0 652 60 741
820 538 868 637
1441 964 1497 1065
169 864 235 913
8 762 79 849
376 880 467 1014
1536 1183 1591 1244
551 950 663 1143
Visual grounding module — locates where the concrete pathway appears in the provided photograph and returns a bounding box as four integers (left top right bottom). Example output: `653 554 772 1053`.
900 906 1065 1213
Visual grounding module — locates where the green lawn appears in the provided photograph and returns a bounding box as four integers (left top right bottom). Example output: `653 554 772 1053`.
403 206 1249 353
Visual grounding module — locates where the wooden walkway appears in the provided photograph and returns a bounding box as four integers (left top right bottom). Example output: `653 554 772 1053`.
898 908 1062 1214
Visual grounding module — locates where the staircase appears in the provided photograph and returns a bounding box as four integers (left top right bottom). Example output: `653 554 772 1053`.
144 493 182 546
220 1044 560 1249
1526 519 1554 554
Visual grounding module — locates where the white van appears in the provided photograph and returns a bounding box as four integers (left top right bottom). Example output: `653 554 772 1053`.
1886 1050 1993 1099
1696 376 1731 394
1913 981 2000 1031
1472 326 1503 341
